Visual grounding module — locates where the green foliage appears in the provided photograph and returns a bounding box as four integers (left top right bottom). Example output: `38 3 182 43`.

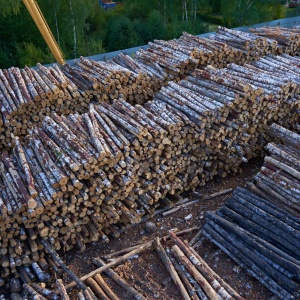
219 0 285 27
82 38 105 56
105 16 143 51
16 43 53 67
143 10 167 41
211 0 221 13
0 0 290 68
0 0 21 16
198 13 224 26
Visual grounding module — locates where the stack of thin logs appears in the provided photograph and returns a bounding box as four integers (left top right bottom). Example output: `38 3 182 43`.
154 232 244 300
0 97 197 280
179 32 243 69
251 53 300 129
63 55 162 105
250 26 300 55
0 58 296 268
134 27 273 80
248 123 300 218
0 64 80 149
112 53 168 103
0 53 300 279
134 40 198 82
0 56 299 282
1 27 300 152
209 26 278 64
152 58 296 179
203 186 300 300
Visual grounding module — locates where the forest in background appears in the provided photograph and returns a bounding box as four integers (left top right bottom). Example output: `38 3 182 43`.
0 0 291 68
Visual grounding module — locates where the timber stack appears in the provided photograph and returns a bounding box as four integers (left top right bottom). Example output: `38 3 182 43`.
248 123 300 218
202 188 300 299
0 54 300 282
112 53 168 103
0 64 79 150
1 27 300 151
202 124 300 299
251 53 300 129
250 26 300 55
64 55 161 105
203 187 300 299
209 26 278 64
179 31 243 68
134 40 198 82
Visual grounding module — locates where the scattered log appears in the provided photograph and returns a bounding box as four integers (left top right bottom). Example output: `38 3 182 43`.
65 242 152 291
56 279 70 300
170 231 235 300
153 237 191 300
171 245 220 300
94 258 147 300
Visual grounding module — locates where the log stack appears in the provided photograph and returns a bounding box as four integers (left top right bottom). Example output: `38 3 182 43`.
63 55 162 105
1 27 300 152
250 26 300 55
179 31 243 69
248 123 300 218
134 40 197 82
251 53 300 129
203 186 300 300
209 26 277 64
112 53 168 103
0 32 300 288
0 55 299 280
0 64 77 150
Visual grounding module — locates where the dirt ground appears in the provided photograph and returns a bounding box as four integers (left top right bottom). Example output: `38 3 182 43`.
63 157 274 300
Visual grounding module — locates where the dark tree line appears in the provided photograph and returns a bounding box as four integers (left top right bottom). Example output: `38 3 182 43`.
0 0 287 68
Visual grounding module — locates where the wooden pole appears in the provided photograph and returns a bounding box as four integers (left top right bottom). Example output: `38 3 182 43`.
65 242 152 291
153 237 191 300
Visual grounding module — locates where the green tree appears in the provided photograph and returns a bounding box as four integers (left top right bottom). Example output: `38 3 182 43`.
105 16 143 51
0 0 21 16
221 0 278 27
143 10 167 41
0 0 100 67
211 0 222 13
16 42 53 66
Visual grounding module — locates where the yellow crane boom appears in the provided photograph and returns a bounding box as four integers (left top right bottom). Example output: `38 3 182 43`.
22 0 65 65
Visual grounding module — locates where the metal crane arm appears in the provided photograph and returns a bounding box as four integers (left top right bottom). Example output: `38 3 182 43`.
22 0 65 65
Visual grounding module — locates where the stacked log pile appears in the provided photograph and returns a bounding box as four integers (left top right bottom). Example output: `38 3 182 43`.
209 26 278 64
251 53 300 129
1 27 300 152
63 55 164 105
0 64 78 150
165 232 244 300
250 26 300 55
179 32 243 68
134 40 198 82
0 97 199 280
112 53 168 103
203 186 300 300
0 56 299 272
0 52 299 279
248 123 300 218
